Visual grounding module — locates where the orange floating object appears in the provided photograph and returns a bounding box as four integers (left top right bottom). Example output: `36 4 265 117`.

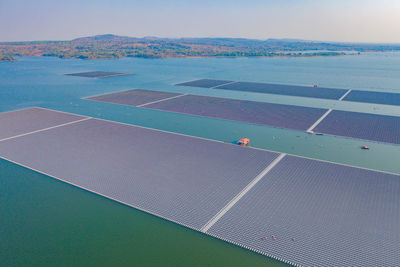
238 138 250 146
361 145 369 150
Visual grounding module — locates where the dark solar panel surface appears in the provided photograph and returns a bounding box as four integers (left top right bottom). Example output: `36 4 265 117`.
0 108 86 140
208 155 400 267
178 79 348 99
313 110 400 145
176 79 232 88
344 90 400 106
65 71 132 78
218 81 348 100
0 114 279 230
86 89 182 107
145 95 327 131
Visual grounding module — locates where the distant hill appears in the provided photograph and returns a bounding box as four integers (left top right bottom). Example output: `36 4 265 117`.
1 34 400 60
72 34 141 43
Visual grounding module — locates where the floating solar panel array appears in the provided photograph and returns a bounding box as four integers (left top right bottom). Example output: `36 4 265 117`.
65 71 133 79
208 155 400 266
343 90 400 106
177 79 400 106
0 108 279 229
84 89 327 131
144 94 327 131
85 89 182 107
176 79 232 88
0 108 86 140
177 79 348 100
313 110 400 145
0 107 399 266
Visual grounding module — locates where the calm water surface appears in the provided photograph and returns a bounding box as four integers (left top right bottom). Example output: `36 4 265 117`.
1 53 400 266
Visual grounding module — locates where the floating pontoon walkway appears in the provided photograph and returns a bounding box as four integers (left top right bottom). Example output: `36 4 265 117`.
0 107 399 266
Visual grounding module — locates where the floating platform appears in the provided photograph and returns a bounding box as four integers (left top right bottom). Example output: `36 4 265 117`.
0 107 85 140
85 89 182 107
177 79 348 100
177 79 400 106
208 155 400 266
176 79 233 88
314 110 400 145
144 94 327 131
342 90 400 106
0 108 279 230
65 71 133 79
0 107 399 266
84 89 328 131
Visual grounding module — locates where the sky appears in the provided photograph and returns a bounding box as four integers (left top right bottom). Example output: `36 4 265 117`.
0 0 399 43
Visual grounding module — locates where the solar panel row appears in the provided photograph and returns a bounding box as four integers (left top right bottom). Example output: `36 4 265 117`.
177 79 348 100
65 71 133 79
177 79 400 106
1 108 399 267
0 108 279 230
0 107 87 140
313 110 400 145
144 94 327 131
85 89 182 107
176 79 232 88
208 155 400 266
343 90 400 106
84 89 400 145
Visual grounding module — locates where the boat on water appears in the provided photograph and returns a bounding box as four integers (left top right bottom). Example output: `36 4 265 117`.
238 138 250 146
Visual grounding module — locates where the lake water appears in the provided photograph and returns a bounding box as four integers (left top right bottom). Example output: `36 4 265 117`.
1 53 400 266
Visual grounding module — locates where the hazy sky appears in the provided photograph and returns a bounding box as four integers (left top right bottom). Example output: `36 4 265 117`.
0 0 399 42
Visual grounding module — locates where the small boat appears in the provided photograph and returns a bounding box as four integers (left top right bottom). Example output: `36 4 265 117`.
238 138 250 146
361 145 370 150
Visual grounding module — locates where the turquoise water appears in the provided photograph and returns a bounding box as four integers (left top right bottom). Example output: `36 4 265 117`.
1 53 400 266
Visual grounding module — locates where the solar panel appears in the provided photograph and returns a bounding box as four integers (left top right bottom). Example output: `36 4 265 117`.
313 110 400 145
145 94 328 131
0 113 279 230
177 79 348 100
176 79 232 88
1 108 399 266
85 89 182 107
343 90 400 106
208 155 400 266
65 71 133 78
218 81 348 100
0 108 87 140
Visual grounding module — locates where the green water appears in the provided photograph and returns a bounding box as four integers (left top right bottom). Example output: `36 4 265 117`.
1 53 400 266
0 159 285 266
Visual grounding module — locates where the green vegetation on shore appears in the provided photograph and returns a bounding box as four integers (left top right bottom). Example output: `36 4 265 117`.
1 34 399 61
0 53 16 61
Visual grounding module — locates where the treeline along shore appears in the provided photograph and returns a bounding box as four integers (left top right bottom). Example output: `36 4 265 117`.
1 34 400 61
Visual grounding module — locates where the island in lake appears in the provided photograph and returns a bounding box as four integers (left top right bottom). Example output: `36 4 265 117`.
1 34 400 61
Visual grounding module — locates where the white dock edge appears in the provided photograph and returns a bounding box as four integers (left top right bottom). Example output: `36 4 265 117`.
200 153 287 233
